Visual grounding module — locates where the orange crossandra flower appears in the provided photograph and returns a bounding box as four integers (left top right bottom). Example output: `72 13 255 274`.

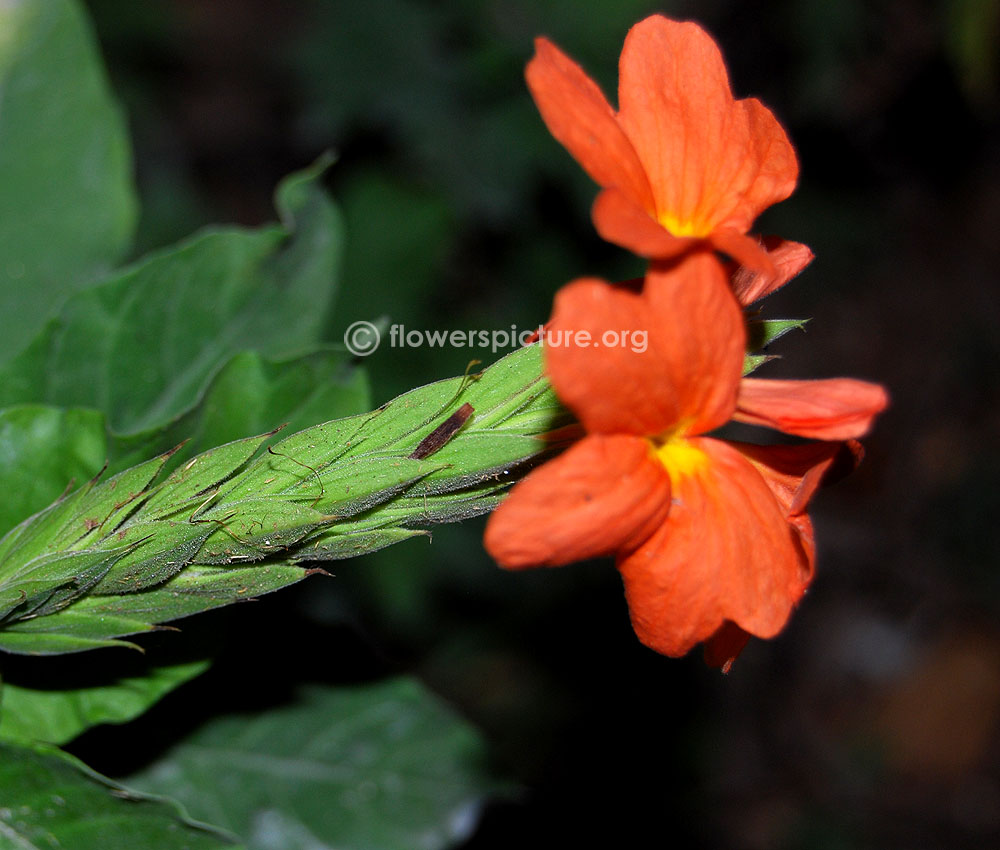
526 15 798 273
484 255 888 668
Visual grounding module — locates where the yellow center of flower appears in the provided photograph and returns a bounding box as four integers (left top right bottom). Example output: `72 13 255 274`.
657 212 710 238
652 432 709 487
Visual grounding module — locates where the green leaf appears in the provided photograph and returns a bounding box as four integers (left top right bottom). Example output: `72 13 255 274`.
0 0 138 362
0 160 343 436
126 678 506 850
0 659 209 746
0 743 238 848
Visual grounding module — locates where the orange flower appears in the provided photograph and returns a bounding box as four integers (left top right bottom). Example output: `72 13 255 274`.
526 15 798 272
484 256 888 666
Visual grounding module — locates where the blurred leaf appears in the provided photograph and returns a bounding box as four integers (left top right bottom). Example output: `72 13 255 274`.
0 406 108 538
126 678 506 850
944 0 1000 110
0 0 138 361
295 0 449 145
336 170 453 332
0 659 209 746
293 0 657 222
189 348 370 454
0 743 237 848
0 159 343 436
333 170 454 401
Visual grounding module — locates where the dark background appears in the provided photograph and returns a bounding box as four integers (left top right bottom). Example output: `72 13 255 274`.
78 0 1000 847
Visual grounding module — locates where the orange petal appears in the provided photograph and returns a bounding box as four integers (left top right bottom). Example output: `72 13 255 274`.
730 236 814 305
729 439 852 591
616 17 736 230
526 37 655 212
616 16 797 236
617 437 806 657
641 253 747 433
709 229 777 276
545 253 744 437
592 188 700 259
730 440 847 516
720 98 799 232
484 435 671 569
592 190 780 276
736 378 890 440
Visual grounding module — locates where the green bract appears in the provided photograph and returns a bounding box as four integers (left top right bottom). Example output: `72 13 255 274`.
0 344 568 655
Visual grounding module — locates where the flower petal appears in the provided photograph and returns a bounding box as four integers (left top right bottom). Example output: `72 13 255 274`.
731 440 854 516
730 236 814 305
701 441 860 672
641 253 747 433
709 229 777 275
617 437 806 657
484 434 671 569
616 16 797 236
545 253 744 437
591 188 699 259
721 98 799 231
616 17 738 231
526 37 655 212
736 378 890 440
732 440 851 593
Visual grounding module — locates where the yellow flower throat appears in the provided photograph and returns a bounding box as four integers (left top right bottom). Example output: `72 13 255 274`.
651 432 709 488
657 212 710 238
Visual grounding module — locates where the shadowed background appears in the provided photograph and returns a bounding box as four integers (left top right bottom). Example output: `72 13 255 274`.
75 0 1000 846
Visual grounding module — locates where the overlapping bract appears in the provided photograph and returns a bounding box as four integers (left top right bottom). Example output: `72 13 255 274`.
485 15 889 668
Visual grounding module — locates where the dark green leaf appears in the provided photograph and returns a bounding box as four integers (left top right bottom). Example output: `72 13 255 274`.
0 743 237 848
126 678 507 850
